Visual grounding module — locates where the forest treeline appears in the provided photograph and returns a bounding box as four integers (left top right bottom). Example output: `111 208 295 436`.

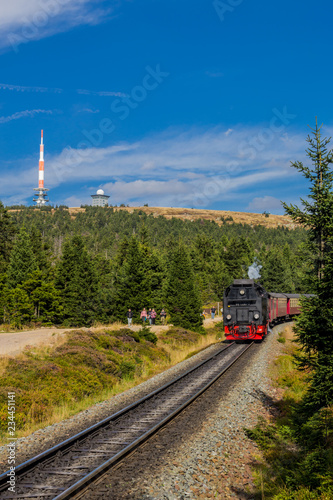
0 204 311 329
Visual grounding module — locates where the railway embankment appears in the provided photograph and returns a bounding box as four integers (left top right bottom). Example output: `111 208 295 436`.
0 324 221 470
1 324 318 499
0 324 286 499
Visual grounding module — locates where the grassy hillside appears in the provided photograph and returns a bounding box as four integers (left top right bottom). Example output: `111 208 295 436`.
9 206 295 230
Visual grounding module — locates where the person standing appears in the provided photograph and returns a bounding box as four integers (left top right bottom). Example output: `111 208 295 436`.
160 308 167 325
148 308 152 325
211 306 216 320
127 308 133 327
140 308 147 323
150 308 157 325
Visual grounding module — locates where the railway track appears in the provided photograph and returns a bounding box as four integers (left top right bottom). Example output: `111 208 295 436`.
0 341 254 500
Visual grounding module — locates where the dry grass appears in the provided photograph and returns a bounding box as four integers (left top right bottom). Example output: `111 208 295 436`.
159 331 219 366
0 357 9 377
0 324 20 333
270 327 307 403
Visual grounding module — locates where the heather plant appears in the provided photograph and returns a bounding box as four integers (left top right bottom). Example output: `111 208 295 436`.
0 328 168 436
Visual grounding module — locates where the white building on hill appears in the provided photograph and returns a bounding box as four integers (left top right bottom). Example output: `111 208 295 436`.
91 189 110 207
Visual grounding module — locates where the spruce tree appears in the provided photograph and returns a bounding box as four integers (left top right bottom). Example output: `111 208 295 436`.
282 119 333 411
114 237 162 322
260 246 294 293
21 270 62 323
7 227 37 288
55 236 98 326
0 202 16 273
4 288 34 328
29 225 50 272
164 244 203 331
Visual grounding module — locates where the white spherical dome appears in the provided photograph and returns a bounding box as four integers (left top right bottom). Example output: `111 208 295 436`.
96 189 105 195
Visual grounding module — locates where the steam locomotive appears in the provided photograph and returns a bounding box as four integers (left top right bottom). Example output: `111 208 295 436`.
223 279 307 341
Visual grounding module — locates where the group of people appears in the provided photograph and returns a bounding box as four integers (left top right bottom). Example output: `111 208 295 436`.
126 308 167 327
201 306 218 320
127 305 219 327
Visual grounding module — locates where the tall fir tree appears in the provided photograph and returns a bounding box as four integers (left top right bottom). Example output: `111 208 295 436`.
282 119 333 412
7 227 37 288
55 235 98 326
260 246 294 293
114 237 163 322
164 244 203 331
21 270 63 323
29 225 50 272
0 202 16 274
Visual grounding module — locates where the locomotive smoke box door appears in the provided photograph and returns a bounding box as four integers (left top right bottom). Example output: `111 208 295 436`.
237 309 249 322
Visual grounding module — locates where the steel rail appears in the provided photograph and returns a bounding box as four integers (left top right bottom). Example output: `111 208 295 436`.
55 342 253 500
0 341 254 499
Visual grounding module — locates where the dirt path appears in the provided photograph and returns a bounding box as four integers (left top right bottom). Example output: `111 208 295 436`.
0 328 71 357
0 317 222 357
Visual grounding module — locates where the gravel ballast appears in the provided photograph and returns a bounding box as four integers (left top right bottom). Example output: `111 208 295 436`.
86 325 287 499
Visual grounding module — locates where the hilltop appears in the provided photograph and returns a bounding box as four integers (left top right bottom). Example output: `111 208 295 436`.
64 206 295 229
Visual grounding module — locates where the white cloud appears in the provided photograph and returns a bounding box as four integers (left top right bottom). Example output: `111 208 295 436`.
0 123 319 209
0 0 113 51
63 195 87 207
247 196 283 213
77 108 100 114
0 109 53 123
0 83 63 93
77 89 128 97
0 82 127 99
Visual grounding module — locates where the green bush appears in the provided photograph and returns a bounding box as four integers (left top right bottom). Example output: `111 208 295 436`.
137 325 158 344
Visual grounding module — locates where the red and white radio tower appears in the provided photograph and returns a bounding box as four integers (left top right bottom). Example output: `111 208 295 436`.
33 130 49 205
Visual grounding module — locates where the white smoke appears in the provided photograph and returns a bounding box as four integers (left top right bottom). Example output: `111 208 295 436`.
248 261 262 279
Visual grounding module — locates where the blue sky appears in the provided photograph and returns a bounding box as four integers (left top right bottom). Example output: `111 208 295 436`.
0 0 332 213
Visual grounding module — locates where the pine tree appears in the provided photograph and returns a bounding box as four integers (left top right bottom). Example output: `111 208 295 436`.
29 225 50 272
164 244 203 331
7 227 37 288
221 237 254 279
114 237 162 322
0 202 16 273
55 236 98 326
260 246 294 292
4 288 34 328
21 270 62 323
282 119 333 412
282 119 333 281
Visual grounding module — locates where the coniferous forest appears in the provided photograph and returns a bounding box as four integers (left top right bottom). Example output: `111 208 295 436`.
0 203 311 329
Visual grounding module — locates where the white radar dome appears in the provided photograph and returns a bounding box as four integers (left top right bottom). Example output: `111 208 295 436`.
96 189 105 195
